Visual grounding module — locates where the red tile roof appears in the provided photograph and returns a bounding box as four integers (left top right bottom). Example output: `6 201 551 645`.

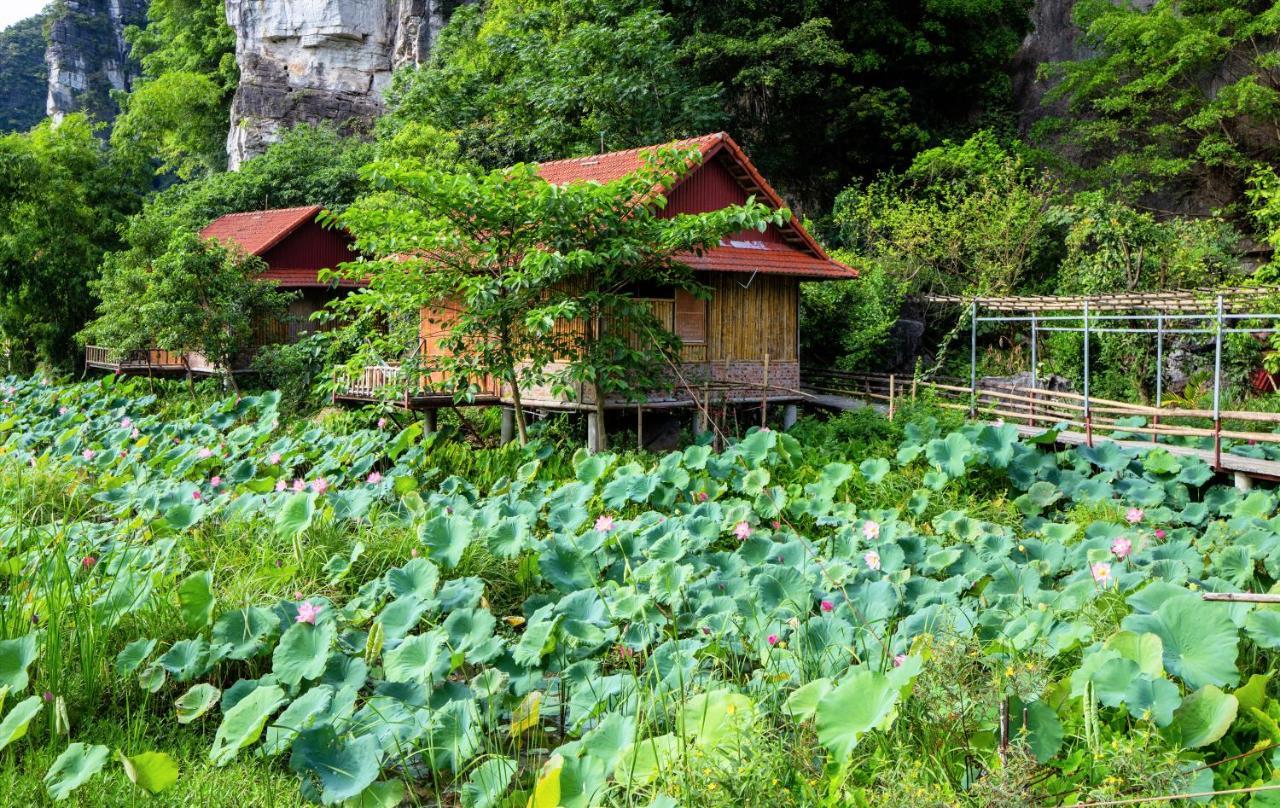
199 206 323 257
535 132 857 281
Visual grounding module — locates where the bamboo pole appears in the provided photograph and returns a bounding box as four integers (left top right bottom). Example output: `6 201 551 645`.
761 352 770 429
888 374 896 421
1202 592 1280 603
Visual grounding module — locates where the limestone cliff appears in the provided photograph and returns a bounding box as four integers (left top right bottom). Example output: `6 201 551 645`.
224 0 462 168
45 0 148 122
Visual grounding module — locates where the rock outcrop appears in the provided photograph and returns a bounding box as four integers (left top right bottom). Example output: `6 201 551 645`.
225 0 462 168
1011 0 1157 128
45 0 148 123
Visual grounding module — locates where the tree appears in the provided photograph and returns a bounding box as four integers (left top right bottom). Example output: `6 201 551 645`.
1040 0 1280 219
112 0 238 177
332 144 782 447
664 0 1033 209
0 12 49 134
82 230 292 393
383 0 725 168
828 131 1060 298
0 115 149 371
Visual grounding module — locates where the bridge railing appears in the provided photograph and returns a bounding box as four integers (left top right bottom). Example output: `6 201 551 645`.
802 367 1280 468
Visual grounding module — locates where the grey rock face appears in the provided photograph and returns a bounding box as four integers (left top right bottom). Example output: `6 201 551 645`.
1012 0 1158 129
225 0 462 168
45 0 148 122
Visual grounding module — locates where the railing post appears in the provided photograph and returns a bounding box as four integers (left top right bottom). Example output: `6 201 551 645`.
969 301 978 418
888 374 896 421
1154 312 1163 442
1083 300 1092 447
1213 294 1224 470
1030 312 1038 421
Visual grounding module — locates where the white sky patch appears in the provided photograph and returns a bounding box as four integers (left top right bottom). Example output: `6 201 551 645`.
0 1 52 32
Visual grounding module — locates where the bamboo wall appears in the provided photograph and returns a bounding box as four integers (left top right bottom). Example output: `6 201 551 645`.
707 274 798 362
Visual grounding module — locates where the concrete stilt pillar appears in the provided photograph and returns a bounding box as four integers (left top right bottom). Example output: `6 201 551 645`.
586 411 600 453
422 409 437 434
500 408 515 445
782 403 798 430
1235 471 1254 493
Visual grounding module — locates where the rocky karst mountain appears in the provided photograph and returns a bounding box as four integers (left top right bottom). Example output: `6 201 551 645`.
224 0 465 168
45 0 148 122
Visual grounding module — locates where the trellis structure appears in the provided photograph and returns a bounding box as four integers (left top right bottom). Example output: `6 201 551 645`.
927 289 1280 466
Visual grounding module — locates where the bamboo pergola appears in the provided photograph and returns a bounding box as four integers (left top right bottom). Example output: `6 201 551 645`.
934 289 1280 468
920 287 1277 313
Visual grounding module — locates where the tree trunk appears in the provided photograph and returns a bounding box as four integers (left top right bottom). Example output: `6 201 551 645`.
508 377 529 445
593 387 608 452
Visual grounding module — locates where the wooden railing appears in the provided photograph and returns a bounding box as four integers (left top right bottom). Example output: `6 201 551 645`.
85 345 190 371
802 367 1280 466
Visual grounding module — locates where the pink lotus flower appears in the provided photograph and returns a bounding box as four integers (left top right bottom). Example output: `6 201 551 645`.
410 548 420 558
121 417 132 429
81 449 95 461
296 601 321 625
82 556 96 569
58 406 68 415
734 521 751 540
275 479 287 492
42 691 53 703
367 472 382 485
771 520 781 530
210 476 222 489
864 550 881 571
766 634 779 646
893 654 908 668
291 479 306 493
197 447 213 459
1126 507 1144 525
1091 562 1113 586
268 452 282 465
696 491 708 502
293 590 302 599
863 520 880 540
311 478 329 495
192 491 202 502
377 418 387 429
1111 537 1132 559
130 428 140 439
595 515 615 533
820 599 834 612
1155 529 1166 540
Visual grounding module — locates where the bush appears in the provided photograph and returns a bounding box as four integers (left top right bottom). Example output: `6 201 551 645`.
251 333 333 414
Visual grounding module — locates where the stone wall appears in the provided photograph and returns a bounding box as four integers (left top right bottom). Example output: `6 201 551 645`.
224 0 463 168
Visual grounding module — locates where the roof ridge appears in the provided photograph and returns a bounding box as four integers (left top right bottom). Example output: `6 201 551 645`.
534 132 725 169
211 205 322 218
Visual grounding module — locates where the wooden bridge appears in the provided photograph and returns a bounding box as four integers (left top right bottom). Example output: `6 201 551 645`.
801 368 1280 486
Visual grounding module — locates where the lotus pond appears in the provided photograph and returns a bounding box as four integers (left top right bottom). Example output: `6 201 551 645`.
2 376 1280 806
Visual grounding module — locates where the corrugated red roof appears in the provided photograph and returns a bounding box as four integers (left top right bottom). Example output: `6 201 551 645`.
199 206 324 257
535 132 857 280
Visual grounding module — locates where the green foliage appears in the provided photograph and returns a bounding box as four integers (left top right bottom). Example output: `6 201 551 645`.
668 0 1034 207
114 0 238 177
799 259 903 370
6 376 1280 802
251 333 336 414
385 0 723 167
1041 0 1280 216
0 115 149 371
828 131 1060 298
0 13 49 134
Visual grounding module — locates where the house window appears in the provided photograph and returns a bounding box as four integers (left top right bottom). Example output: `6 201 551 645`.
674 288 706 344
